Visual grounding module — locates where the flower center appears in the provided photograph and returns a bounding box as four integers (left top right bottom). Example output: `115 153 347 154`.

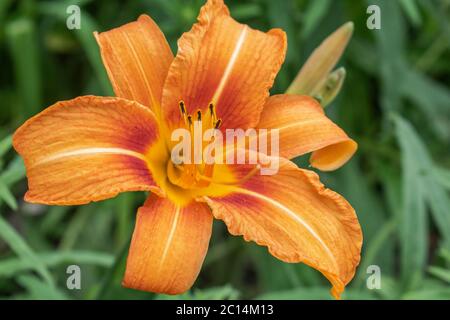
166 101 222 189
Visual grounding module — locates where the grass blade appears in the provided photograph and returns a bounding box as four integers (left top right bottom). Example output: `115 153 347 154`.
16 275 67 300
0 213 54 287
393 115 428 288
0 179 18 210
5 18 42 119
428 267 450 284
0 134 12 158
0 250 114 278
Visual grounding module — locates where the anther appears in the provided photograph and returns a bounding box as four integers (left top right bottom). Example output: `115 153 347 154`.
179 101 186 114
209 103 217 123
187 115 193 126
197 110 202 121
214 119 222 129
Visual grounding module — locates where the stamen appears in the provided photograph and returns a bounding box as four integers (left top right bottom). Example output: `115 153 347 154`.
209 103 217 123
179 101 186 114
209 103 214 115
175 164 185 171
179 100 189 125
197 164 260 186
172 100 229 189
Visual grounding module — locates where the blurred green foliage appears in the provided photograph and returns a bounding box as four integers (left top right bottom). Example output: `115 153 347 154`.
0 0 449 300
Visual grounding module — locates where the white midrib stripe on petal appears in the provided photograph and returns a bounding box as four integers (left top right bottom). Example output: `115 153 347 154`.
33 147 147 166
211 26 248 105
159 206 181 269
233 187 338 270
123 32 157 107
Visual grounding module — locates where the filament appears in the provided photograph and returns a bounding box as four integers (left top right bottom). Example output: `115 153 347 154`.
197 164 260 186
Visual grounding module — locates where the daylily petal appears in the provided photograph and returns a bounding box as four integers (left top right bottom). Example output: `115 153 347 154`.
257 94 357 171
123 194 212 294
13 96 162 205
204 157 362 299
161 0 287 130
95 15 173 114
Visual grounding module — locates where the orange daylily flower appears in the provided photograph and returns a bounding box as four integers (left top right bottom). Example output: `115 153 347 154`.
13 0 362 299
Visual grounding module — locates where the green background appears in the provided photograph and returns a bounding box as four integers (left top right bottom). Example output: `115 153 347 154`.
0 0 449 300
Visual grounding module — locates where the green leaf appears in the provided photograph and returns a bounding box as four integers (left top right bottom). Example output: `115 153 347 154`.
1 156 26 185
334 160 393 285
375 277 403 300
425 178 450 249
256 287 375 300
265 0 299 88
440 248 450 263
369 0 406 116
394 113 450 281
0 214 54 287
0 0 13 28
37 1 113 95
5 18 42 119
395 116 450 246
59 205 93 250
393 115 428 288
433 166 450 190
428 267 450 284
114 193 135 248
256 287 332 300
301 0 332 40
16 275 68 300
73 14 114 95
192 285 240 300
0 179 18 210
402 287 450 300
0 250 114 278
399 0 422 27
0 134 12 158
95 238 131 300
230 3 262 20
370 0 406 61
400 70 450 139
40 206 70 234
248 243 303 291
354 218 397 288
157 285 240 300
